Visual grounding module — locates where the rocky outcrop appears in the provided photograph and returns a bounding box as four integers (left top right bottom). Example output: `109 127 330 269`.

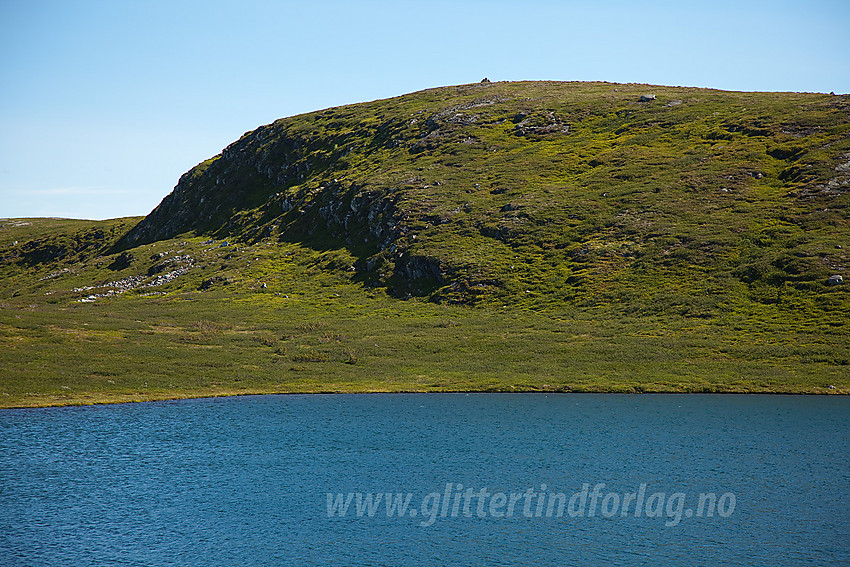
512 111 570 136
119 122 447 293
108 251 134 270
395 254 444 283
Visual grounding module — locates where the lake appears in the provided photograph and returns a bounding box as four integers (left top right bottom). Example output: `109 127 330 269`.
1 394 848 566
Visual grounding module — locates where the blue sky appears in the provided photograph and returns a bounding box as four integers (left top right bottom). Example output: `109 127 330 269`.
2 0 848 220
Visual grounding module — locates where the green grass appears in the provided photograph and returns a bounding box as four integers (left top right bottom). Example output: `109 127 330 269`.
1 81 848 406
0 223 846 408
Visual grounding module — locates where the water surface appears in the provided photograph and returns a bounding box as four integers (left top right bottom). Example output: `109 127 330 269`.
1 394 848 566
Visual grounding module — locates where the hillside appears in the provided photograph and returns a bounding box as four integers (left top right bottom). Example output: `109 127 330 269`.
120 80 850 306
1 81 849 406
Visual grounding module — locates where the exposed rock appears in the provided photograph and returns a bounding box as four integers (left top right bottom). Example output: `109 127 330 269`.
827 274 843 285
395 254 444 282
148 255 193 276
512 111 569 136
147 267 189 287
640 94 657 102
38 268 71 281
108 251 135 271
148 262 167 276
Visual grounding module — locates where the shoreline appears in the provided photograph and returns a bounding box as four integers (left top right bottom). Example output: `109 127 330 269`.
3 385 847 410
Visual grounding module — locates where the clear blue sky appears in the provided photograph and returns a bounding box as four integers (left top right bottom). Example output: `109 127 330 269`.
2 0 848 220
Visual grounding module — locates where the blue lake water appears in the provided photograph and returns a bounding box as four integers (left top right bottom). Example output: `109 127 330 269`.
1 394 848 566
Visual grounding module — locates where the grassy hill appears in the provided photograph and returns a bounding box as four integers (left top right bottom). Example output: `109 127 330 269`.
1 81 848 407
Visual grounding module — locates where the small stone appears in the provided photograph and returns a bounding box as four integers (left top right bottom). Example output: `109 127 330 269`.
827 274 843 285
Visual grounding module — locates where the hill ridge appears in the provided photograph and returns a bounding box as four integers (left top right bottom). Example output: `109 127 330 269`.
120 80 849 304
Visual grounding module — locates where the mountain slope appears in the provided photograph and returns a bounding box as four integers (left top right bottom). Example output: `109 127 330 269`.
122 81 850 307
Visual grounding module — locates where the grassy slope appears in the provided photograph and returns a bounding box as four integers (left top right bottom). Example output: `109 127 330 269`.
1 81 849 407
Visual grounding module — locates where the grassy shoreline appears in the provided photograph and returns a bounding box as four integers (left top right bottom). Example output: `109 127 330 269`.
4 385 849 410
2 281 847 409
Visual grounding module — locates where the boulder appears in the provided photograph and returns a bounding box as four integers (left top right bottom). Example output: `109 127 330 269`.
827 274 843 285
640 94 657 102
